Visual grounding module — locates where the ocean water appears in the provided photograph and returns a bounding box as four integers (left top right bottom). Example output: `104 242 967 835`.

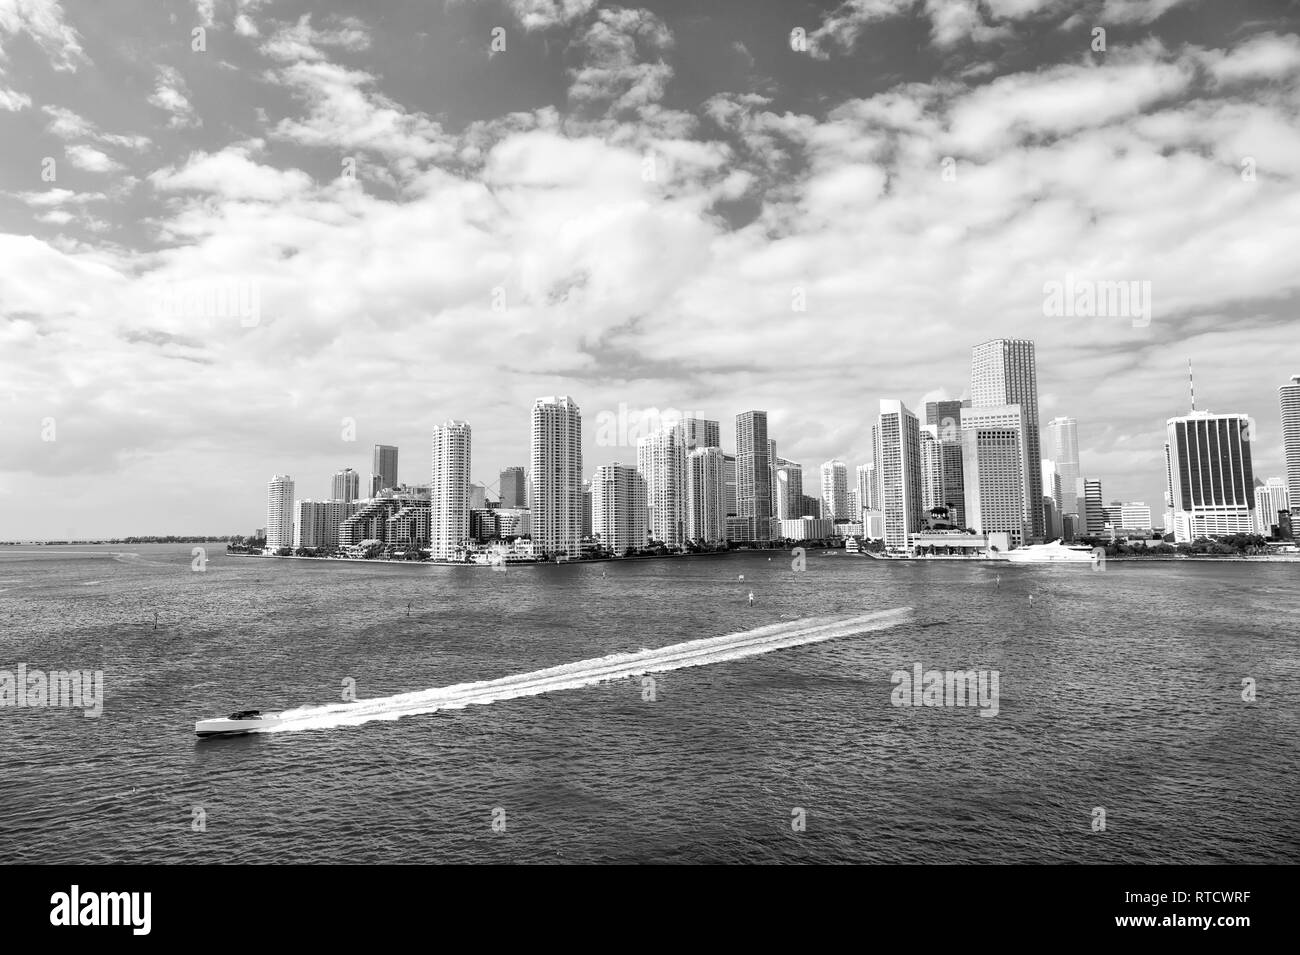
0 544 1296 864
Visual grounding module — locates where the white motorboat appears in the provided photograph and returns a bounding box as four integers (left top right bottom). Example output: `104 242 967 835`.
195 709 279 737
1002 540 1100 563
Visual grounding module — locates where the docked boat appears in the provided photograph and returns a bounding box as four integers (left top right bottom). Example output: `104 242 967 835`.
195 709 279 738
1002 540 1099 563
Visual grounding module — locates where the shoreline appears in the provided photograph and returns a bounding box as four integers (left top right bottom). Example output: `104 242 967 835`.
225 549 746 567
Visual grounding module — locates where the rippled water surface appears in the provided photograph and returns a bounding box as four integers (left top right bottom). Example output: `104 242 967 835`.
1 545 1296 863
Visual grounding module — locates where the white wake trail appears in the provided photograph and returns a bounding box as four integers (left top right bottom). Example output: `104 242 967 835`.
261 608 912 734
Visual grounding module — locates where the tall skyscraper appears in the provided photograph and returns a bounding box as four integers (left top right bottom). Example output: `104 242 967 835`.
499 466 526 509
266 475 295 551
1279 375 1300 510
971 339 1044 542
735 411 772 541
581 481 593 538
1255 477 1291 536
820 459 850 520
430 420 472 560
637 425 688 548
1046 417 1080 520
925 399 968 442
855 463 875 516
723 453 737 517
592 463 647 555
331 467 359 503
875 400 923 551
768 439 780 517
775 458 804 520
687 447 727 544
1083 479 1106 536
961 405 1031 546
371 445 399 497
680 416 721 451
530 396 584 558
1166 410 1256 541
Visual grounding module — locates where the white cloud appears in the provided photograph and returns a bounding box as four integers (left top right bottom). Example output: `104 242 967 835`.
150 145 314 201
65 144 123 173
0 0 87 70
147 65 201 128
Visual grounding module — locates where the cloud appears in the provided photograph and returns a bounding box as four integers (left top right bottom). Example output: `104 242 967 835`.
502 0 599 31
567 7 674 116
42 105 151 149
147 65 201 128
149 144 314 201
0 83 28 109
0 0 87 70
64 144 124 173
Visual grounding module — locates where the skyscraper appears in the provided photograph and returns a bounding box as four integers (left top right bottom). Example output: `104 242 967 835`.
371 445 399 497
1046 417 1080 521
1083 479 1106 536
680 416 721 451
820 459 850 521
735 411 772 541
581 481 593 539
769 439 780 517
925 399 968 442
499 466 526 509
1255 477 1291 536
775 458 804 520
430 420 472 560
920 425 966 525
961 405 1031 546
530 396 584 558
856 463 876 513
1166 410 1256 541
1279 375 1300 510
592 463 647 555
723 453 737 517
687 447 727 544
971 339 1045 542
875 400 923 551
266 475 295 551
637 425 688 549
331 468 359 503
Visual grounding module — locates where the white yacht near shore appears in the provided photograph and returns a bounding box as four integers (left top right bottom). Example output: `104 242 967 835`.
1002 540 1099 563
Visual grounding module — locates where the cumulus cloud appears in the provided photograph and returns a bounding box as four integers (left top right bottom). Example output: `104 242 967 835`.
147 65 201 128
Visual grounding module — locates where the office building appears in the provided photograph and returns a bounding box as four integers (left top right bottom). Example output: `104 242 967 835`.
820 459 851 521
530 396 584 558
430 420 472 560
687 447 727 544
499 466 526 509
1279 376 1300 510
680 416 721 451
1254 477 1290 536
331 468 360 503
1046 417 1081 521
266 475 295 551
1166 410 1256 541
638 425 688 548
735 411 772 541
875 400 923 551
775 458 804 520
961 405 1031 547
592 463 648 555
971 340 1045 542
371 445 399 497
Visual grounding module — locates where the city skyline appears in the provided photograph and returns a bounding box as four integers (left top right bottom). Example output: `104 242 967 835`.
4 2 1300 537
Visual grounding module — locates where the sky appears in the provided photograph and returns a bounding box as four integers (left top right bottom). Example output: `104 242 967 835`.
1 0 1298 538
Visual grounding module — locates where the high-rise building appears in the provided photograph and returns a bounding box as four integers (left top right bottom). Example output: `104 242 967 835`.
768 439 780 517
856 463 876 514
1120 501 1153 531
331 468 360 503
925 399 968 442
820 459 850 521
919 427 966 529
468 482 487 511
530 396 584 558
638 425 688 549
430 420 472 560
1041 461 1061 538
680 416 721 451
961 405 1031 546
1083 479 1105 536
723 453 737 518
499 466 526 509
1046 417 1080 521
1255 477 1290 536
1279 376 1300 510
687 447 727 544
1166 411 1256 541
294 499 359 550
592 463 648 555
800 493 822 519
875 400 923 551
266 475 295 551
971 340 1045 542
775 458 804 520
735 411 772 541
371 445 399 497
581 481 593 538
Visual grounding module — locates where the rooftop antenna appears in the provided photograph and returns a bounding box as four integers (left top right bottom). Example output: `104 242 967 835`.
1188 358 1196 412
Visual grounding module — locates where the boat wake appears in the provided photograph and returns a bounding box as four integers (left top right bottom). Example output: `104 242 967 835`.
263 608 912 735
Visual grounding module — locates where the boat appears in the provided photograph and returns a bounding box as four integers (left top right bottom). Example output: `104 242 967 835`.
1002 540 1099 563
195 709 279 738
